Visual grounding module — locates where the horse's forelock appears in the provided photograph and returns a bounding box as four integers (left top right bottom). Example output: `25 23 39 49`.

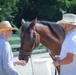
22 22 30 31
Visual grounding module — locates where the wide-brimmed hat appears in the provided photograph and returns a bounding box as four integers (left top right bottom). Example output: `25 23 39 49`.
0 21 18 32
56 13 76 25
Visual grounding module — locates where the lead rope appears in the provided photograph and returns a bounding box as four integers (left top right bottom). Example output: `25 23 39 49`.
30 56 34 75
49 52 59 75
30 27 38 75
30 35 36 75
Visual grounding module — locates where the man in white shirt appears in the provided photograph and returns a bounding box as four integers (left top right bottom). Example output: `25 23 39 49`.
53 13 76 75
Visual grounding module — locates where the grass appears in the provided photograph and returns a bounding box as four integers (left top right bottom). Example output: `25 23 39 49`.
35 45 46 49
9 33 47 52
9 40 20 45
9 39 46 52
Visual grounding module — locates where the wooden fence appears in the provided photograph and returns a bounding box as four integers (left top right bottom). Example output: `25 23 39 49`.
9 37 48 54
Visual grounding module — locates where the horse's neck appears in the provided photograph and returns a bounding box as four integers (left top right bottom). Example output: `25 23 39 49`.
35 24 61 55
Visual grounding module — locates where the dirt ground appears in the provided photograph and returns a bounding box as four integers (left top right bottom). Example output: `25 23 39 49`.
14 52 58 75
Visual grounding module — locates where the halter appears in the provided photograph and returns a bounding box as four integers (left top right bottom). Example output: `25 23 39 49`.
19 26 38 75
19 26 38 56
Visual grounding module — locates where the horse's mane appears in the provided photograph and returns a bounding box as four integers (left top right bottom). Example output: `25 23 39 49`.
23 20 65 39
38 21 65 39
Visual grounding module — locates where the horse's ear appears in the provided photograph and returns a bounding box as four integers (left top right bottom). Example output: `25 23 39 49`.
21 19 26 25
30 18 37 28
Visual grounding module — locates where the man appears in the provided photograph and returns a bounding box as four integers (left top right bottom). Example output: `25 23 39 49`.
0 21 26 75
53 13 76 75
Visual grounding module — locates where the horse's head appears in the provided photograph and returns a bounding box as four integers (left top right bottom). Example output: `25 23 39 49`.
19 19 40 62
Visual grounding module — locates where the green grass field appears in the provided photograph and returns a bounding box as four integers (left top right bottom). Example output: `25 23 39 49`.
9 39 46 52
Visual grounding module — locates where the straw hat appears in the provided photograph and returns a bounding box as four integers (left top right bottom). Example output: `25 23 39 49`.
56 13 76 25
0 21 18 32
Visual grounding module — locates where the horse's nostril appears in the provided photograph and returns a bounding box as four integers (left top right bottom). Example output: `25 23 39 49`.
22 57 25 60
19 54 29 63
19 56 25 61
19 54 23 60
19 56 21 60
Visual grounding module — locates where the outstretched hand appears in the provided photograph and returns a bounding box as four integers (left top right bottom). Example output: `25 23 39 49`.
16 60 27 66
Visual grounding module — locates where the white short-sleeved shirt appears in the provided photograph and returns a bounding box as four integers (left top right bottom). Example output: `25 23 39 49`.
60 29 76 75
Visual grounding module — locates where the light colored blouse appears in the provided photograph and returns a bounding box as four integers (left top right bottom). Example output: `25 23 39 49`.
0 36 20 75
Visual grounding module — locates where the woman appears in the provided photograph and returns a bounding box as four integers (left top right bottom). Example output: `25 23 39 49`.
0 21 26 75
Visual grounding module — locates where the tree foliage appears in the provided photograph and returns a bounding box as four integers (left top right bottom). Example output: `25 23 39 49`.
0 0 76 28
0 0 18 21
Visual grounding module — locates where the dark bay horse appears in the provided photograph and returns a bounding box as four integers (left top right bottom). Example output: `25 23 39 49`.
19 19 65 74
19 18 65 62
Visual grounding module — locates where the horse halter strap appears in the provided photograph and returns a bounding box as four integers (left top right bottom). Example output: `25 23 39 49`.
19 27 38 56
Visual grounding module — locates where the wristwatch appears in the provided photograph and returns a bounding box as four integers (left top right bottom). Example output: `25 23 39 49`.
55 61 60 66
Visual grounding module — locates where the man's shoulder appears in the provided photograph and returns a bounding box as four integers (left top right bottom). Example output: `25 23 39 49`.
0 38 6 42
0 38 8 46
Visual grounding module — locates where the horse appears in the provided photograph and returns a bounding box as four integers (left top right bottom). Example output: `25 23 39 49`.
19 18 65 74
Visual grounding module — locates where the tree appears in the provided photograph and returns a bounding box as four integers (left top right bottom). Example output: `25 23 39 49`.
0 0 18 22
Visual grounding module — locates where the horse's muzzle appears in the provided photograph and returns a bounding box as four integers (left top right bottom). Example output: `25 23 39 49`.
19 54 29 63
